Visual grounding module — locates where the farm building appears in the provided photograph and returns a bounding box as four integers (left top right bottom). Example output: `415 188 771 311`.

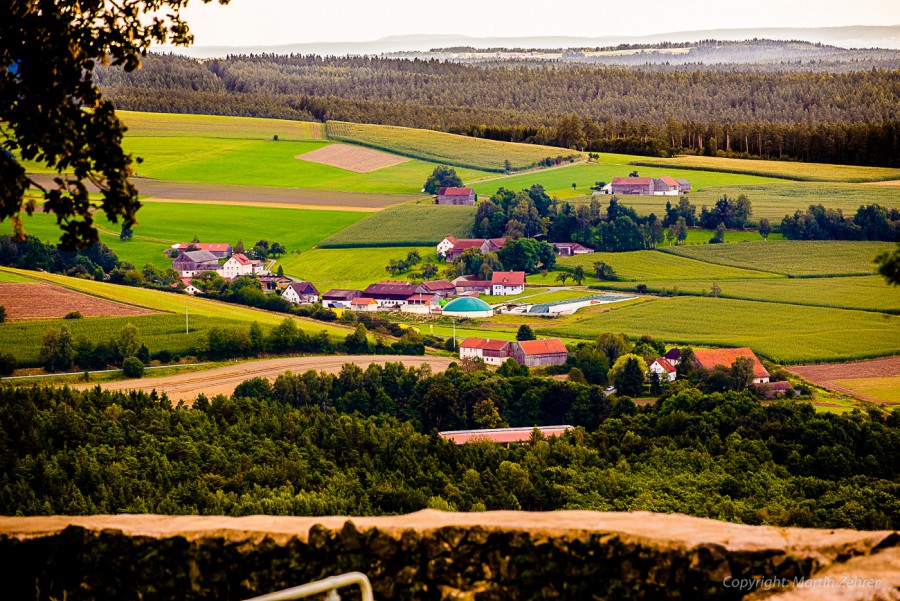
662 348 682 365
403 293 440 314
690 347 770 384
510 339 569 367
459 337 512 366
171 250 220 277
602 177 691 195
441 296 494 318
349 297 377 312
171 243 233 258
218 253 264 278
363 281 419 307
439 236 508 261
439 425 573 445
552 242 594 256
491 271 526 296
523 294 638 316
180 278 202 296
282 281 319 304
452 276 493 295
321 289 363 308
482 238 507 253
648 357 678 382
436 187 476 205
259 275 292 292
655 176 681 195
415 279 457 298
676 178 692 192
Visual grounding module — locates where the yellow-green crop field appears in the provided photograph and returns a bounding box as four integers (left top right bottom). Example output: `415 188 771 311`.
662 240 893 277
326 121 580 172
831 376 900 404
118 110 326 140
319 203 475 247
630 155 900 182
557 250 778 281
278 246 435 292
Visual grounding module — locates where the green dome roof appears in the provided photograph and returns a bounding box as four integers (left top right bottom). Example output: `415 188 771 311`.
443 297 492 312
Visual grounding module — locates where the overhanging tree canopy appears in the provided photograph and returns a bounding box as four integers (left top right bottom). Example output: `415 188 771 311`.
0 0 228 249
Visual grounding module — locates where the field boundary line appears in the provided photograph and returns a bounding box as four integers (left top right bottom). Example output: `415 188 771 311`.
2 363 207 381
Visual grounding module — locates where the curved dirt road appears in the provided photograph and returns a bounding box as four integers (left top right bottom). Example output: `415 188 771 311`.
76 355 455 403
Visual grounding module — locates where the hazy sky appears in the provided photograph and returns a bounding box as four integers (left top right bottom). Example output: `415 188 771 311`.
178 0 900 46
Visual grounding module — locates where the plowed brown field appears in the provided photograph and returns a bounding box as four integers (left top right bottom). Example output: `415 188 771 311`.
296 143 410 172
0 283 156 320
789 356 900 405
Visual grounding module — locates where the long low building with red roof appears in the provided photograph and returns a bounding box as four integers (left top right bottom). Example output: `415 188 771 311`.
460 337 512 366
511 339 569 367
690 347 770 384
439 425 574 445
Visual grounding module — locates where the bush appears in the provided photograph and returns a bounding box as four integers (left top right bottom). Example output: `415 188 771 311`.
0 352 16 376
122 357 145 378
0 305 5 323
63 311 83 319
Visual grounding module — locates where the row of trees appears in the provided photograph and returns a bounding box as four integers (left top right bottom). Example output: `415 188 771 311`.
2 379 897 528
780 203 900 241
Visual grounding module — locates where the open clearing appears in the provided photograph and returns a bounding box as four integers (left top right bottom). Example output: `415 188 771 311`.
296 143 410 172
74 355 456 402
0 282 156 320
789 357 900 405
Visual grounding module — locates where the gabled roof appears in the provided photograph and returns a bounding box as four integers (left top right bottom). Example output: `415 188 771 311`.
483 237 508 249
442 236 457 244
438 187 475 196
454 279 492 288
286 281 318 296
364 282 418 296
448 239 485 252
663 348 682 361
460 337 510 351
651 357 677 373
491 271 526 286
350 297 377 305
419 279 456 292
231 253 253 265
176 250 219 263
611 177 654 185
552 242 586 248
516 339 568 355
692 347 770 379
322 289 362 299
675 178 691 185
658 176 680 186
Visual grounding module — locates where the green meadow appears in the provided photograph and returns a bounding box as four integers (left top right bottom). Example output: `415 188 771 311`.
278 246 436 291
556 250 779 281
662 240 893 277
8 203 365 269
118 110 325 140
319 203 475 247
538 296 900 364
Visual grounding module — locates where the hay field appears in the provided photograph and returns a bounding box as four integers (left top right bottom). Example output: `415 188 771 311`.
118 110 325 140
557 250 779 281
296 143 410 172
630 155 900 182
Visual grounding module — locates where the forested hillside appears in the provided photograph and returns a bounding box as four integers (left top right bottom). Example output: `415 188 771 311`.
98 54 900 166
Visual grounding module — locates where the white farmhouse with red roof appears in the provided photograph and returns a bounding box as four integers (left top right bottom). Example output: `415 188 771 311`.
491 271 525 296
459 337 512 366
691 347 770 384
218 253 264 278
648 357 678 382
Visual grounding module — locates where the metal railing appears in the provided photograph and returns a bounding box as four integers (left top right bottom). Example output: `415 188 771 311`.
244 572 374 601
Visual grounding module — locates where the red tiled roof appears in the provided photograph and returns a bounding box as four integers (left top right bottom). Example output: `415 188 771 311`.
692 348 770 379
438 187 475 196
658 176 680 186
440 426 572 444
652 357 677 373
484 237 508 249
407 294 436 302
350 297 376 305
420 279 455 291
612 177 654 185
516 339 568 355
364 282 418 296
459 337 510 351
455 279 492 288
231 253 253 265
491 271 526 286
449 239 485 251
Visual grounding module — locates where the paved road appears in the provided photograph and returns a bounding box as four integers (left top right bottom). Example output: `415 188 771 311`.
75 355 456 403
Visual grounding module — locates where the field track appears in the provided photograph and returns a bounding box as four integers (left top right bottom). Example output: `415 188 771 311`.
296 143 410 172
28 174 418 209
75 355 457 402
0 283 156 319
789 356 900 405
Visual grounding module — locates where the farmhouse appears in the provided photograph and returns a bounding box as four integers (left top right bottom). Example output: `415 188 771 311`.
282 281 319 304
654 176 681 195
648 357 678 382
349 297 377 312
180 278 202 296
605 176 692 195
459 337 512 366
171 250 220 277
610 177 655 195
690 347 771 384
172 243 232 258
491 271 525 296
436 187 476 205
452 276 493 295
363 281 418 307
439 236 508 261
415 279 457 298
439 425 573 445
218 253 263 278
510 339 569 367
552 242 594 256
321 289 363 308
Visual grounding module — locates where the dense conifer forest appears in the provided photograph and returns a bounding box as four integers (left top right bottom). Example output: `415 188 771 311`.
99 53 900 166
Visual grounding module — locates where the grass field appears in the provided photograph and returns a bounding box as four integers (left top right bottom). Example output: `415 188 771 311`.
537 296 900 364
118 110 325 140
831 377 900 404
630 155 900 183
318 203 475 247
469 162 776 199
662 241 893 277
277 246 435 291
556 250 779 281
122 137 488 195
0 271 33 283
326 121 579 172
599 275 900 314
9 203 365 269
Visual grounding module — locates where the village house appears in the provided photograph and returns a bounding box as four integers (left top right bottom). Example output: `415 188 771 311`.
648 357 678 382
321 289 363 308
171 243 233 258
363 281 419 307
218 253 263 278
654 176 681 195
180 278 202 296
452 276 493 295
491 271 525 296
435 187 476 205
415 279 457 299
438 236 508 261
259 275 292 292
459 337 512 366
171 250 220 277
690 347 771 384
552 242 595 256
510 339 569 367
282 281 319 304
440 425 573 445
349 297 377 312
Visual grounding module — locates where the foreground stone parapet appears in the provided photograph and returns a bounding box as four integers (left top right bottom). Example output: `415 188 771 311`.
0 510 896 600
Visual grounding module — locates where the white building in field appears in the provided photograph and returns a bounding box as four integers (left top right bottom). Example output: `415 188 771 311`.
218 253 264 278
648 357 677 382
491 271 525 296
282 281 319 304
